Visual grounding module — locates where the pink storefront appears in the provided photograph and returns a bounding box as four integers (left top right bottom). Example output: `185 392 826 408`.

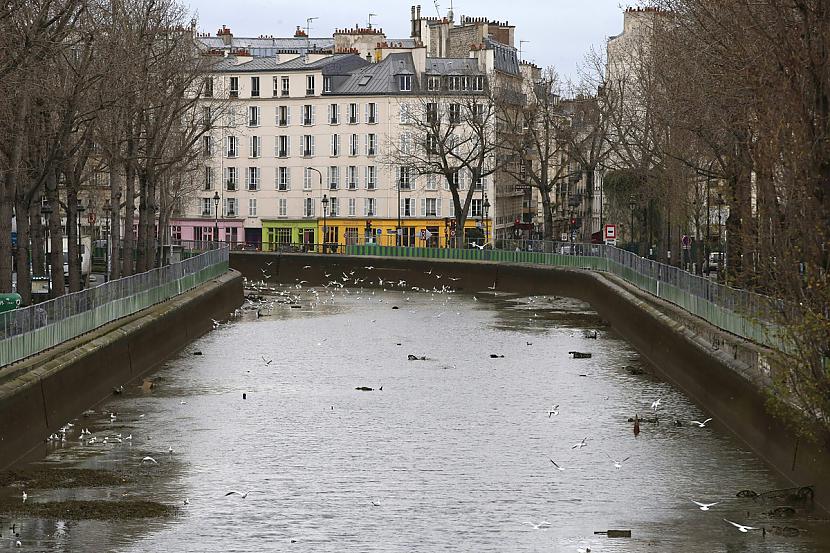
169 218 245 244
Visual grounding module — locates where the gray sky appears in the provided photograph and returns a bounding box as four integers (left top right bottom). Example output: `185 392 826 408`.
189 0 627 81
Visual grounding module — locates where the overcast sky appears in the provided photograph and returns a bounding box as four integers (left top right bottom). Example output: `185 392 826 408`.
189 0 628 81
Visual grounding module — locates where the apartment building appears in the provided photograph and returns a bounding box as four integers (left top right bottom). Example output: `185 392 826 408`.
174 8 528 249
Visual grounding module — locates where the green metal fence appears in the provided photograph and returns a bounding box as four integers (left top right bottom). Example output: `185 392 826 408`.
0 247 229 368
342 241 779 350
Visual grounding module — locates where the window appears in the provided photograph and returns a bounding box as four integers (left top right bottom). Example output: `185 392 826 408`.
277 105 290 126
426 133 439 155
225 197 238 217
398 166 412 190
449 103 461 124
268 227 291 244
366 134 377 156
277 167 290 190
278 198 287 216
171 225 182 242
281 76 290 96
249 136 261 158
426 174 437 190
329 197 339 216
448 75 461 91
473 75 485 91
248 198 257 216
226 167 238 190
358 75 372 87
301 135 315 157
399 103 411 124
401 197 415 217
204 167 214 190
227 106 239 127
427 75 440 91
304 197 315 217
202 135 213 156
424 198 438 217
329 104 339 124
306 74 315 95
399 74 412 91
250 76 260 97
399 132 412 154
327 166 339 190
347 166 358 189
473 174 485 190
470 198 483 218
229 76 239 97
348 198 356 216
471 102 485 121
248 106 260 127
203 77 214 98
302 104 314 126
323 76 332 92
272 76 280 97
366 102 377 124
450 170 460 189
364 197 376 216
331 134 340 156
348 103 358 124
247 167 260 190
226 135 238 158
201 106 212 128
201 198 212 216
426 102 438 124
303 168 313 190
365 166 376 190
222 198 239 217
276 135 290 158
225 227 238 244
349 134 359 156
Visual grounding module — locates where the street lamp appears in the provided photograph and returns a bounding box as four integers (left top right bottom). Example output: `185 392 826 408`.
628 196 636 252
716 192 725 280
483 194 490 246
41 203 53 281
321 194 329 254
103 199 111 281
77 199 85 264
213 191 220 246
397 174 403 247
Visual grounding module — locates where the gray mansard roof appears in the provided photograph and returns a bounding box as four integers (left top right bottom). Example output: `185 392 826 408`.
199 36 335 56
331 52 419 95
485 37 519 75
424 58 481 75
208 53 368 75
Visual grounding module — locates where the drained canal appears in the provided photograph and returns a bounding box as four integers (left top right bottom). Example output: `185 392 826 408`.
1 278 828 552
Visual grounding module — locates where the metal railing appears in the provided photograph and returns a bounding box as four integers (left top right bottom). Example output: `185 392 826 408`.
0 244 229 368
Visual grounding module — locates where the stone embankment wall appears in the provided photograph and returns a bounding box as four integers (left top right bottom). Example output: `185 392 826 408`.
0 270 243 469
231 252 830 513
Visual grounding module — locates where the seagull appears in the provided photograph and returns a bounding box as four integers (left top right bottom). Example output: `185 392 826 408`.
15 541 21 548
651 398 662 410
184 498 190 505
371 500 380 507
303 265 312 269
723 519 759 533
262 356 273 365
549 459 565 471
606 453 631 469
571 437 588 449
141 456 158 465
487 282 496 290
691 418 713 428
364 266 375 270
168 446 174 454
548 405 559 417
522 520 551 529
691 500 719 511
225 490 254 498
22 491 27 503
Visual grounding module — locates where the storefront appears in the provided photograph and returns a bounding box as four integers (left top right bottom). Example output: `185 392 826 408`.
169 218 244 244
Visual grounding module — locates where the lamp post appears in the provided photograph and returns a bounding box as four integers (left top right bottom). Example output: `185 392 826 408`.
321 194 329 254
483 194 490 247
629 196 636 252
41 203 52 282
213 191 220 246
77 200 85 276
397 174 403 247
716 192 725 281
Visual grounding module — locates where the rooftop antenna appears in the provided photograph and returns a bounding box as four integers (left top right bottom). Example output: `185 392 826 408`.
519 40 530 60
305 16 318 54
368 13 377 29
433 1 440 17
448 0 455 22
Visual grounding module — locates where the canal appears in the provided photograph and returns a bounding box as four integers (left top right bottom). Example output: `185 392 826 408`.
1 279 827 552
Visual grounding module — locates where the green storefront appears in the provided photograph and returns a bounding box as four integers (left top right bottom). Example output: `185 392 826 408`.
261 220 318 252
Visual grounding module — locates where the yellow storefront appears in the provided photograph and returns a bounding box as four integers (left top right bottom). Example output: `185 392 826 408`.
318 218 486 250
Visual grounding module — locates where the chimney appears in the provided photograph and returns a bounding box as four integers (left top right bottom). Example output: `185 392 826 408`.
217 25 233 46
294 26 307 38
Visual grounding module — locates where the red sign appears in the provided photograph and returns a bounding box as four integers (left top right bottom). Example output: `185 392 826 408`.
88 212 96 225
604 224 617 240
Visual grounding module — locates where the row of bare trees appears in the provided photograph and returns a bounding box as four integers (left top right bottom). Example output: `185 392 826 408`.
0 0 213 307
601 2 830 435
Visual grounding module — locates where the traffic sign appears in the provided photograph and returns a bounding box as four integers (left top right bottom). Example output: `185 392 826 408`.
681 234 691 249
88 212 96 225
604 224 617 241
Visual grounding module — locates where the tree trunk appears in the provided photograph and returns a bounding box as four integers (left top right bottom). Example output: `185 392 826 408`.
0 101 28 293
14 194 33 306
66 187 81 292
135 170 148 273
122 158 135 276
30 202 45 277
109 164 122 280
45 170 65 298
540 188 554 241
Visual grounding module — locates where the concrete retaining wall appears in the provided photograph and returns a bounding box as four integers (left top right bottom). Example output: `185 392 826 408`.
231 252 830 512
0 270 243 469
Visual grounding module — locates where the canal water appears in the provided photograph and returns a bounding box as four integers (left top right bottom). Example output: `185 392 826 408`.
1 280 828 552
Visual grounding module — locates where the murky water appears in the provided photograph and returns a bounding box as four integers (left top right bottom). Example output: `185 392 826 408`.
2 282 828 552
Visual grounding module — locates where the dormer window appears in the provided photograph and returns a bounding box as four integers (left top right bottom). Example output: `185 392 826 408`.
306 75 315 95
323 76 332 93
399 75 412 92
427 76 440 92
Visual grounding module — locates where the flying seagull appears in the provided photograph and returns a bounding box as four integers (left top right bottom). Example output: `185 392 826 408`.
141 456 158 465
225 490 255 499
723 519 759 533
606 454 631 469
549 459 565 471
651 398 662 410
548 405 559 417
691 418 713 428
571 437 588 449
691 500 719 511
